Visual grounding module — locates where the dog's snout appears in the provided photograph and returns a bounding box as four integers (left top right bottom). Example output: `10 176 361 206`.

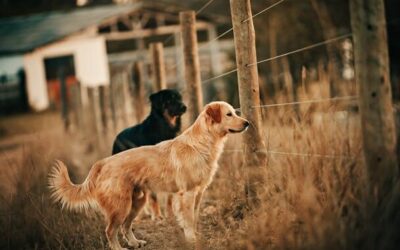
180 104 187 112
243 121 250 127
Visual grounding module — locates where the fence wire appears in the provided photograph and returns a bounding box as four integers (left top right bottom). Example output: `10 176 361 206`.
242 0 286 23
199 0 286 50
201 33 352 84
171 0 287 70
224 149 356 159
247 33 353 67
196 0 217 15
251 96 358 109
163 0 218 46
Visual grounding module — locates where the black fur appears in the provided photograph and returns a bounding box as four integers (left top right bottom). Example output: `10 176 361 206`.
112 89 186 155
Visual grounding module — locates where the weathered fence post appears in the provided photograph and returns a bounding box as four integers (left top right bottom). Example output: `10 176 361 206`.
230 0 267 203
99 85 109 131
350 0 398 199
180 11 203 124
115 72 128 127
70 82 83 131
174 32 185 91
109 77 117 132
59 69 70 132
121 70 133 125
87 87 103 146
150 42 167 91
132 62 145 123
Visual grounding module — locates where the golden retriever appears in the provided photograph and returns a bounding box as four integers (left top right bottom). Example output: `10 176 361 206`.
49 101 249 250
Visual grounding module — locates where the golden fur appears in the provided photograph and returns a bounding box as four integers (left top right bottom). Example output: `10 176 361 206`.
49 101 249 250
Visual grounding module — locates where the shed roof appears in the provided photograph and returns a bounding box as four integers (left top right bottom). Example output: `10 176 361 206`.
0 4 141 55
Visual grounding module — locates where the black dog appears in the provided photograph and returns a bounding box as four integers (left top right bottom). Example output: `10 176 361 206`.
112 89 187 154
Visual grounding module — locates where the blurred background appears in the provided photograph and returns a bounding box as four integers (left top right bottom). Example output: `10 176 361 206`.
0 0 399 249
0 0 399 116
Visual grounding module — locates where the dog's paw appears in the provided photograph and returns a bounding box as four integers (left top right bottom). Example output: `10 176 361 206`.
137 240 147 248
128 239 147 248
184 229 196 243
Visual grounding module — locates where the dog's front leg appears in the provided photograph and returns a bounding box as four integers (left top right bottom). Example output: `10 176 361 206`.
194 188 205 225
174 191 197 242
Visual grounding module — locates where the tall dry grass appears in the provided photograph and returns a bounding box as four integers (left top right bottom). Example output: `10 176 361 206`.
0 125 109 250
1 80 399 249
198 93 399 249
202 104 368 250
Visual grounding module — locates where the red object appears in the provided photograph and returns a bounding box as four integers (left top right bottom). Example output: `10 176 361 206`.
47 75 77 108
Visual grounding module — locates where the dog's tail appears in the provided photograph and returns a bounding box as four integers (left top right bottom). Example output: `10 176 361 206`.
48 160 96 212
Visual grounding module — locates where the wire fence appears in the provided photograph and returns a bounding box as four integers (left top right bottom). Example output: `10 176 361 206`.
196 0 357 160
202 33 353 84
251 96 358 109
195 0 216 15
101 0 360 160
162 0 218 46
170 0 287 71
224 149 357 160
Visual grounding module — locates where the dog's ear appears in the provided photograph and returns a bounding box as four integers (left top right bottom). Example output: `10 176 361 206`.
149 92 164 110
206 103 221 123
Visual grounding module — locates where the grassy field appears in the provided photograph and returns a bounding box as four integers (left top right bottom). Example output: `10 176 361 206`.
0 101 398 250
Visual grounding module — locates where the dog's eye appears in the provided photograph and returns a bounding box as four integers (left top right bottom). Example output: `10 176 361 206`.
226 112 233 117
235 110 241 116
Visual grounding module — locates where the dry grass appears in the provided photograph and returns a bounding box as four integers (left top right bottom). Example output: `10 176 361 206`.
0 113 108 250
195 100 368 250
0 97 399 250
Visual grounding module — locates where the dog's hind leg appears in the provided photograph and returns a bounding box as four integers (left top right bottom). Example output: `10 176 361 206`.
149 192 163 220
99 192 132 250
105 214 128 250
166 194 174 217
122 188 148 248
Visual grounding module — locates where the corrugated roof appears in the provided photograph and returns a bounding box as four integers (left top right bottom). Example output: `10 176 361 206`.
0 4 141 55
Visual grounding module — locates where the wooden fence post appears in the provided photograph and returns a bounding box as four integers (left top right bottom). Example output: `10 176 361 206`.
132 62 145 123
59 70 70 132
115 73 128 127
180 11 203 124
87 87 103 145
150 42 167 91
121 70 133 125
99 85 109 131
350 0 398 199
230 0 267 203
174 32 185 91
109 77 117 132
69 82 83 131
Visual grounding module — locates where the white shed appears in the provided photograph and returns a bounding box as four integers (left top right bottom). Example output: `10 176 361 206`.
0 4 138 111
0 2 230 112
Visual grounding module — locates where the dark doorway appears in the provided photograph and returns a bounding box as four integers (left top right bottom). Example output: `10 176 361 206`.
44 55 77 108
